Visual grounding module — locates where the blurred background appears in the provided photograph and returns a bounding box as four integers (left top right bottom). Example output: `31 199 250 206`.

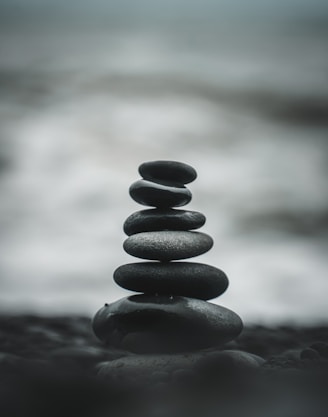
0 0 327 323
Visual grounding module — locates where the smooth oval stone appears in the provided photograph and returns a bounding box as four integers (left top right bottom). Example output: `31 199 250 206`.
310 342 328 358
194 350 264 375
114 262 228 300
139 160 197 185
97 352 205 381
123 231 213 261
0 352 22 373
49 346 111 368
92 295 243 354
129 180 191 208
97 349 262 382
123 209 206 236
300 348 320 360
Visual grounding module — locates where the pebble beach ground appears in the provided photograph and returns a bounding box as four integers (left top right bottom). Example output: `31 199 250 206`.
1 315 328 417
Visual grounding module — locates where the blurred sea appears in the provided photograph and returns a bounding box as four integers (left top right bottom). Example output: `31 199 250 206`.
0 2 328 323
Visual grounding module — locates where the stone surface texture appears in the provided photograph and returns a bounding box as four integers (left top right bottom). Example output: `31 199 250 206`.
123 209 206 236
139 160 197 185
92 295 243 353
123 230 213 261
129 180 192 208
114 262 228 300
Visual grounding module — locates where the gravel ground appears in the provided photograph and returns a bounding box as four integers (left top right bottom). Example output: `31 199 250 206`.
1 315 328 417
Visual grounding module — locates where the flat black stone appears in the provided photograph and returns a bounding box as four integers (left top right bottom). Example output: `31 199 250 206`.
92 294 243 353
139 160 197 185
123 209 206 236
123 231 213 261
129 180 192 208
114 262 228 300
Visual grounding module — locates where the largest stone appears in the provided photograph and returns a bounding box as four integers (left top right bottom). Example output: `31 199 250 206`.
92 295 243 354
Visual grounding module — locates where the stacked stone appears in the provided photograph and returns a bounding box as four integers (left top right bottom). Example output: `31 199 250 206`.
92 161 243 354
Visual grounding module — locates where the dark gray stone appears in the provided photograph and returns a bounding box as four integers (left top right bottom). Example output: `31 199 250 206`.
0 352 22 373
97 352 205 380
194 350 264 375
310 342 328 358
48 347 111 370
97 349 261 383
123 209 206 236
300 348 321 360
92 294 243 353
114 262 228 300
49 346 122 366
123 231 213 261
139 160 197 185
171 368 196 385
151 371 170 382
129 180 191 208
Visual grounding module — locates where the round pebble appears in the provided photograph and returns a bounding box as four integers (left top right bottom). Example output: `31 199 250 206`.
300 348 321 360
97 353 202 382
114 262 228 300
92 295 243 353
139 160 197 185
123 209 206 236
172 368 196 385
0 352 22 373
310 342 328 358
152 371 170 382
123 231 213 261
129 180 192 208
194 350 264 375
49 346 115 368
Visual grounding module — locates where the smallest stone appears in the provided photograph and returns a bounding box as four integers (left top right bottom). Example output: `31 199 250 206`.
139 160 197 185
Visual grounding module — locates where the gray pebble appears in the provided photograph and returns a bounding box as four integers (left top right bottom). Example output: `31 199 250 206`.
129 180 192 208
123 231 213 261
172 368 196 384
152 371 170 381
310 342 328 358
139 160 197 185
114 262 228 300
97 352 205 379
300 348 321 360
123 208 206 236
195 349 264 375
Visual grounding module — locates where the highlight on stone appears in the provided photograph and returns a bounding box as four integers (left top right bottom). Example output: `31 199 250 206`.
92 160 243 354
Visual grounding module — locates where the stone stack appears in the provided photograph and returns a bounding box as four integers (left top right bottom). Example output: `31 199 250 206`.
92 161 243 354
